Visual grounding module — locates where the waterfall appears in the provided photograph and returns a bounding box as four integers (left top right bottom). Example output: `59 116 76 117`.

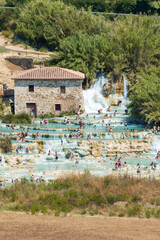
83 74 108 113
123 74 128 99
151 136 160 155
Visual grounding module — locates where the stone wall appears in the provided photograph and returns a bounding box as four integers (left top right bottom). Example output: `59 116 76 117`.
14 79 84 115
6 57 33 69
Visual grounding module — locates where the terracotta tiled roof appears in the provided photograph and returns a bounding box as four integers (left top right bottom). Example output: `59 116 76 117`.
12 67 85 80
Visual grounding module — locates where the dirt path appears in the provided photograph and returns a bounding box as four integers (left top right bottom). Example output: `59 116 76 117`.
0 33 53 57
0 212 160 240
0 32 53 89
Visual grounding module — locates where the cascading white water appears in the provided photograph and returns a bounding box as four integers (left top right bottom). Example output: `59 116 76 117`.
151 136 160 155
123 74 128 99
83 74 109 113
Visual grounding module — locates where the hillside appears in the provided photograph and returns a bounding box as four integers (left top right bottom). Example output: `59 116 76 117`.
0 33 52 89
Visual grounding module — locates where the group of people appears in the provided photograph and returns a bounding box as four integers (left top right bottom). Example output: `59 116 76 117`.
30 175 44 183
114 155 123 170
48 150 59 161
16 146 29 154
68 149 79 166
153 126 160 134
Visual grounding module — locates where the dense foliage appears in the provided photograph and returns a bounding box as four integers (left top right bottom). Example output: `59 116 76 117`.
0 0 160 123
63 0 160 14
128 68 160 124
4 0 160 14
48 15 160 83
14 0 107 49
1 113 32 124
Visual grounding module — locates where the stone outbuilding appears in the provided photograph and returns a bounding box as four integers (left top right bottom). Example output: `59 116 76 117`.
12 67 85 116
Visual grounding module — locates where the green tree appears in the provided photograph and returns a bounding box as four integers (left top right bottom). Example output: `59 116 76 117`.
15 0 107 49
128 68 160 124
110 15 160 72
52 32 110 86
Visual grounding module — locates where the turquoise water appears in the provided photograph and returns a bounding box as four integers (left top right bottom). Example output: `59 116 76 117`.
0 105 160 186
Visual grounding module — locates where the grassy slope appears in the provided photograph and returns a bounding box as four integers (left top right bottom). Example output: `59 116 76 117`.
0 173 160 218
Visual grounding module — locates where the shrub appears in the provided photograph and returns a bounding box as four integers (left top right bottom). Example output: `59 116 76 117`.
52 179 73 190
109 212 116 217
11 193 18 202
76 198 90 207
31 200 40 214
90 208 99 216
54 211 60 217
131 195 142 203
119 212 125 217
63 189 78 199
81 209 87 215
41 205 48 214
21 203 29 212
145 210 151 218
0 137 12 153
156 199 160 206
90 194 106 206
106 194 126 205
1 113 32 124
58 110 76 117
14 204 21 211
39 113 55 118
128 205 142 217
155 209 160 219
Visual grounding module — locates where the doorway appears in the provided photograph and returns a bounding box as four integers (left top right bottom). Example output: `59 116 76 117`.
26 103 37 117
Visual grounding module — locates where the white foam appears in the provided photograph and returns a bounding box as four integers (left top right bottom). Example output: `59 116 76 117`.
83 74 109 113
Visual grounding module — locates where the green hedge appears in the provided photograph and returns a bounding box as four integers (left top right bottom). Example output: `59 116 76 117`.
1 113 32 124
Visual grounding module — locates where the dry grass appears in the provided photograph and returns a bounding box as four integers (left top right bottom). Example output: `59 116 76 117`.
0 173 160 218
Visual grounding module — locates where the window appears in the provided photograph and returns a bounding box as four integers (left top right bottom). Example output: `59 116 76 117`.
29 85 34 92
60 86 66 94
55 104 61 111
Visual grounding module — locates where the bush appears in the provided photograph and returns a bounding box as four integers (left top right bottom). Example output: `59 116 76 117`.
0 137 12 153
41 205 48 214
90 194 106 206
131 195 142 203
52 179 73 190
11 193 18 202
106 194 126 205
38 113 55 118
119 212 125 217
156 199 160 206
128 205 142 217
154 209 160 219
58 110 76 117
145 210 151 219
1 113 32 124
81 209 87 215
54 211 60 217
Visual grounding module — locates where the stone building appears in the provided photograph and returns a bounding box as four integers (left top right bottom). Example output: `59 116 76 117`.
12 67 85 116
